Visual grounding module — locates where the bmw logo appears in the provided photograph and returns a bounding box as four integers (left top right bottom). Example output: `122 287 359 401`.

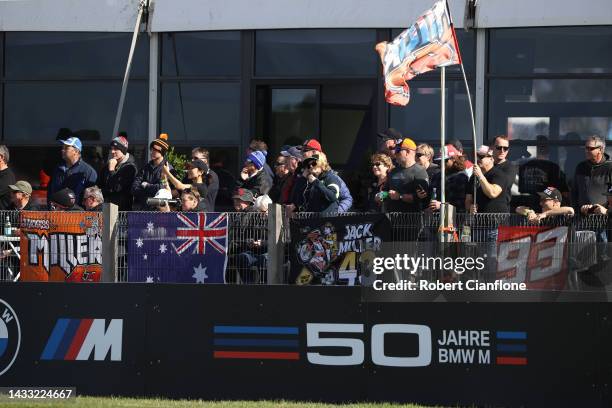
0 299 21 376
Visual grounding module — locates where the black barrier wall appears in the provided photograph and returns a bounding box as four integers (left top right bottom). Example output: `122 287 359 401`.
0 283 611 407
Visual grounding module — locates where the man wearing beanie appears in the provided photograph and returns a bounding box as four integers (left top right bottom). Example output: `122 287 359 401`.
99 136 138 210
48 137 97 207
132 133 176 210
237 150 272 196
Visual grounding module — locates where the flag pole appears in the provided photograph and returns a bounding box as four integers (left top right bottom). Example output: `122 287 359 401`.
440 66 446 242
459 62 479 205
112 0 148 140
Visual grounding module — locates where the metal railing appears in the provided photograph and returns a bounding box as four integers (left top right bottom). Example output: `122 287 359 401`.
2 208 609 287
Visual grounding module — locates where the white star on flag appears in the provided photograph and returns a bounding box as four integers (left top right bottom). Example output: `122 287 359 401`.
159 243 167 254
192 263 208 284
147 222 155 233
136 238 144 248
143 253 148 260
146 276 154 283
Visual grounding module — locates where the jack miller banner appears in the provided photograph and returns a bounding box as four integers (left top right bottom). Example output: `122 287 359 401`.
19 211 103 282
290 214 391 285
127 212 228 283
375 0 461 105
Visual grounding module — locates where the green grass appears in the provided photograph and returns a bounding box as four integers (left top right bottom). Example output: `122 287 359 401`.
0 396 436 408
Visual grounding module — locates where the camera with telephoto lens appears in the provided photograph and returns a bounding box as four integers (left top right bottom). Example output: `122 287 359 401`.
146 197 181 207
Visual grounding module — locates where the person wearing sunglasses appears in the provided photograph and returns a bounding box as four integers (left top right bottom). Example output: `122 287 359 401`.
299 152 345 214
82 186 104 211
386 138 430 213
368 153 394 213
416 143 440 181
183 147 218 212
574 135 612 212
465 146 508 214
162 159 211 211
100 136 137 211
491 135 517 211
269 153 294 204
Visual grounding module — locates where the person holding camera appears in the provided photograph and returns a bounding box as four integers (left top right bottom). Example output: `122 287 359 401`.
299 152 345 214
131 133 176 210
162 159 210 212
158 188 206 213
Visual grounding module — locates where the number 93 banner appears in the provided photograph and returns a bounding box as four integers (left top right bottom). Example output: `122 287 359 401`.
289 214 391 286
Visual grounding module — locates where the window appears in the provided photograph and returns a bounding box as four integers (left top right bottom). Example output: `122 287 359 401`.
160 82 241 143
489 27 612 75
487 27 612 185
5 82 148 144
256 29 377 77
5 32 149 78
390 80 475 146
162 32 241 77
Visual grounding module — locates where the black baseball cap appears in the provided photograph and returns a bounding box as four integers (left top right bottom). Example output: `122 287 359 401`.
538 187 562 201
187 159 209 173
377 128 403 141
50 188 76 208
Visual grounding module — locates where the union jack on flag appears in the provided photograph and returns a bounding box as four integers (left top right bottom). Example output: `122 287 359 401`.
127 212 229 283
175 213 228 255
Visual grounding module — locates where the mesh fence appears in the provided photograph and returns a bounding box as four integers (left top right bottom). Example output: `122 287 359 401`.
1 208 610 285
117 211 268 284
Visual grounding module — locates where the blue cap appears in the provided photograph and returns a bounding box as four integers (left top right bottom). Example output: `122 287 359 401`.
60 137 82 152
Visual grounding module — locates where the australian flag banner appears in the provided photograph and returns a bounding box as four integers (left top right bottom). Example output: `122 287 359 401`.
375 0 461 106
127 212 228 283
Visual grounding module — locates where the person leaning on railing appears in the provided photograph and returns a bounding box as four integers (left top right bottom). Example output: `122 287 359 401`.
515 187 574 225
368 153 393 213
162 159 210 212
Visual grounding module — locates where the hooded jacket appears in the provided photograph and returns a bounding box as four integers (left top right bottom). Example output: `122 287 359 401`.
573 154 612 208
100 154 138 211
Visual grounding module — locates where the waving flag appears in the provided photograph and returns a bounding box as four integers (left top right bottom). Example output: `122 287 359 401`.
127 212 228 283
375 0 461 106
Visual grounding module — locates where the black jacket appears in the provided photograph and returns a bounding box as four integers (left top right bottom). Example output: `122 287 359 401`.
573 155 612 208
302 171 343 214
100 155 138 211
131 160 175 210
238 170 272 197
0 168 16 210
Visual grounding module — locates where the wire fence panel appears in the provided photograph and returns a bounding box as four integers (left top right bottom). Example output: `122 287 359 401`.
1 208 610 287
0 210 21 282
117 211 268 284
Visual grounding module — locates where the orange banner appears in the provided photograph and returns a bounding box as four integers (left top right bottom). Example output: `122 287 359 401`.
19 211 103 282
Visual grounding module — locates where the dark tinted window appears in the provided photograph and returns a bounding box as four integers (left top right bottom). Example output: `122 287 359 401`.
160 82 240 143
489 27 612 75
161 31 241 77
5 32 149 78
256 29 377 77
4 81 148 143
390 80 475 143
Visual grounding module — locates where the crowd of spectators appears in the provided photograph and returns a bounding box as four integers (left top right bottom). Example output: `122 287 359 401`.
0 128 609 225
